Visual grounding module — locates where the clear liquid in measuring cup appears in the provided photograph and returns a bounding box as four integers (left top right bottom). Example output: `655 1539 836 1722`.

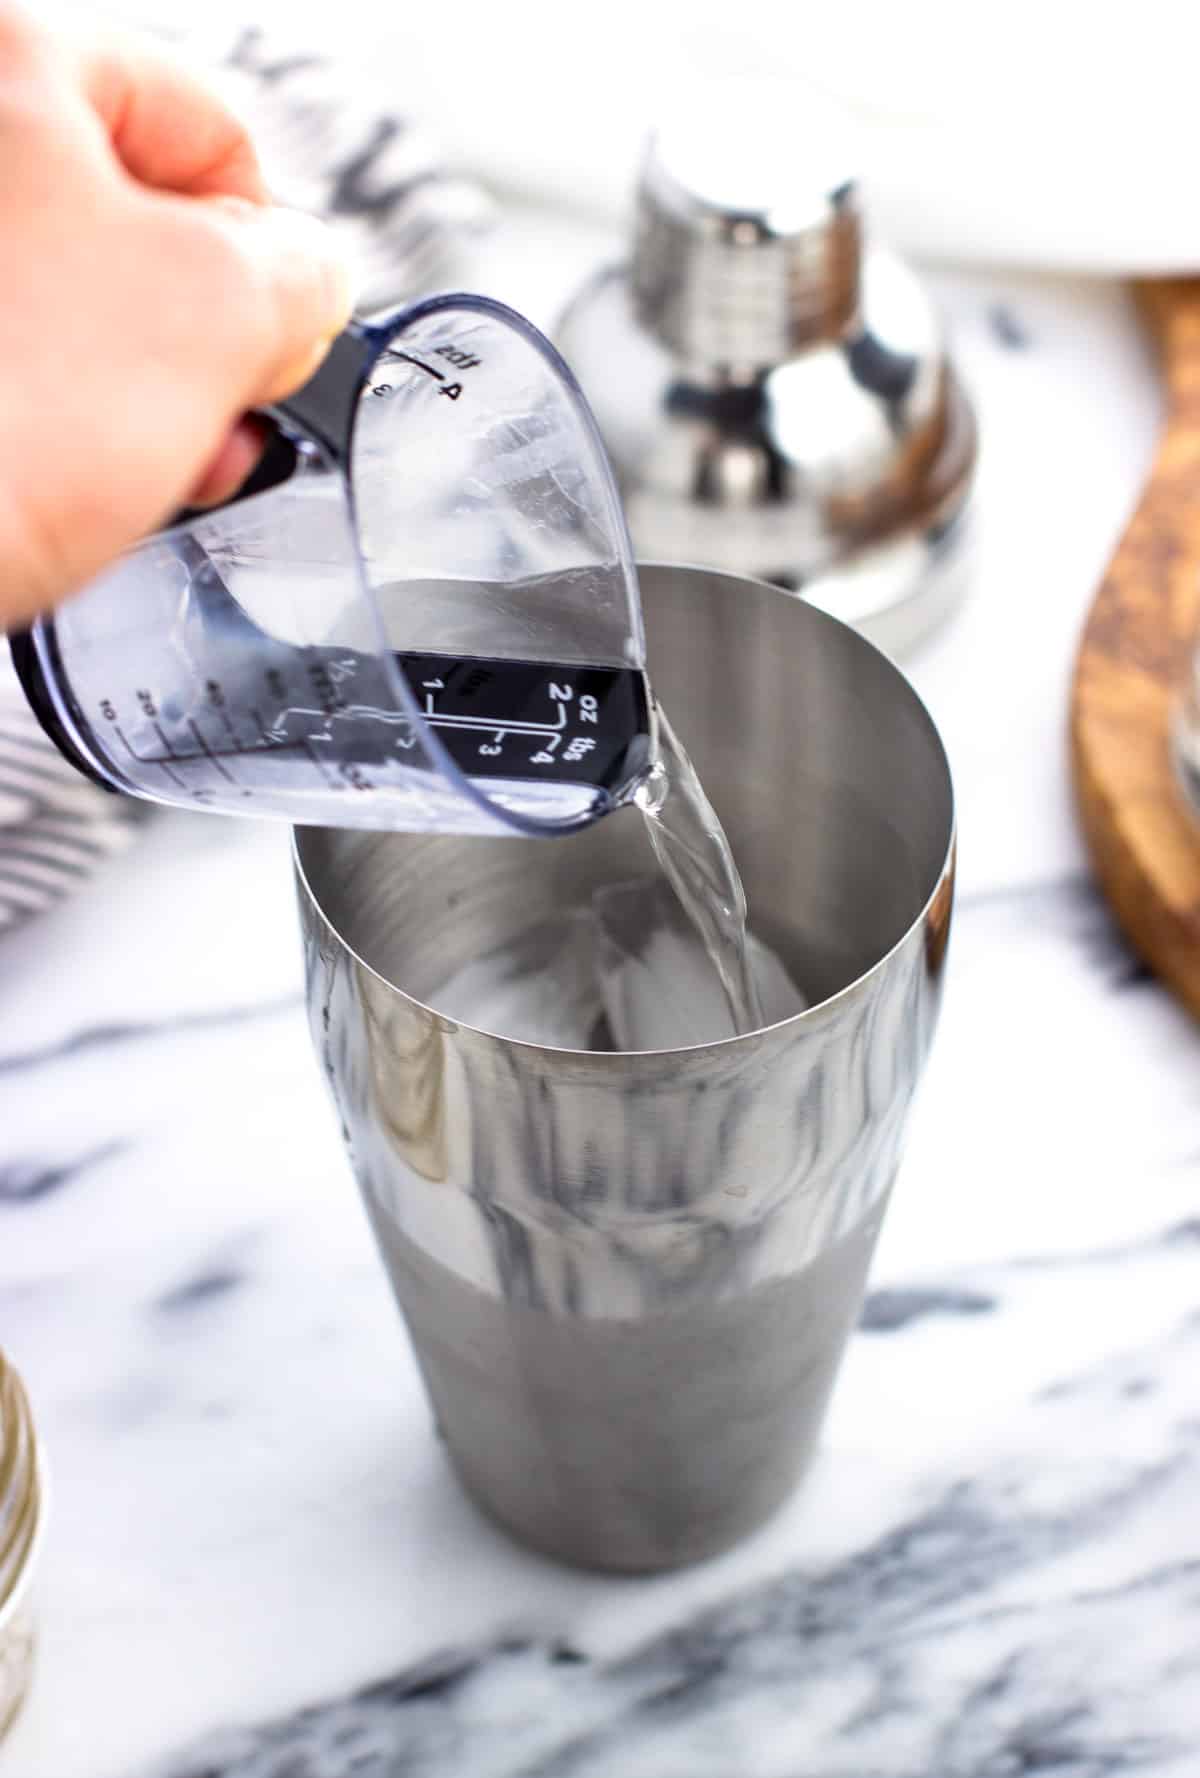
392 651 649 803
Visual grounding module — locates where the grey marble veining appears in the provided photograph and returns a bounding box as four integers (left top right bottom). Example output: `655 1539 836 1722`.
0 991 303 1080
6 849 1195 1778
146 1235 1200 1776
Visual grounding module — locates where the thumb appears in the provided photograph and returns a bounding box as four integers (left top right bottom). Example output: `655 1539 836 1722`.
203 199 358 406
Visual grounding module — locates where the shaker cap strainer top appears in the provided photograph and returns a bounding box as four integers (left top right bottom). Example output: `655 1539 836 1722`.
9 296 650 837
556 82 978 658
632 84 864 366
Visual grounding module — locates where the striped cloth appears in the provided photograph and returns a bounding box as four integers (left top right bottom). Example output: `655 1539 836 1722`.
0 682 139 931
0 20 490 930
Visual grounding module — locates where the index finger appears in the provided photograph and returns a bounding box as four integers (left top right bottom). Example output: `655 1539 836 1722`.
78 30 270 203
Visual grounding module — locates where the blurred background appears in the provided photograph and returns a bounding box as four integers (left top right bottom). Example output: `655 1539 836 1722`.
57 0 1200 272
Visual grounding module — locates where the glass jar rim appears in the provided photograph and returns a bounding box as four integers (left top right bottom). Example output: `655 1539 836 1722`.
0 1353 44 1629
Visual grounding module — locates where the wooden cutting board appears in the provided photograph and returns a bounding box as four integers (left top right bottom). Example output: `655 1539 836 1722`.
1071 278 1200 1018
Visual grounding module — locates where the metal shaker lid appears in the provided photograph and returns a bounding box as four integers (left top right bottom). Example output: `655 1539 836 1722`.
632 87 863 368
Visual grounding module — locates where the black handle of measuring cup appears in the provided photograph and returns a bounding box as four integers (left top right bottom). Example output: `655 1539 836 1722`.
269 323 378 465
6 322 381 789
171 321 379 513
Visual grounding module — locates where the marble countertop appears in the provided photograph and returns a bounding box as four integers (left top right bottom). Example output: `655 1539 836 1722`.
5 216 1198 1777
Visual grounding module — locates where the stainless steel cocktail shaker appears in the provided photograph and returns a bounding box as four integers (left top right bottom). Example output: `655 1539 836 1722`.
557 96 978 656
295 566 955 1572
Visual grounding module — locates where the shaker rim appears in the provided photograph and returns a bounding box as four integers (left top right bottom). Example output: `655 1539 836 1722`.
292 563 955 1058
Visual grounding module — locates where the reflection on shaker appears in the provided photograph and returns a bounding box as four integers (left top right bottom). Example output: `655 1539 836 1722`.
556 86 978 657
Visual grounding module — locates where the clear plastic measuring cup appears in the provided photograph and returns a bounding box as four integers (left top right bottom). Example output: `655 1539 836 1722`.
9 296 652 836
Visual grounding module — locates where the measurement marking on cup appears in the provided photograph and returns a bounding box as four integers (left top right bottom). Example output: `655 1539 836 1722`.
301 735 342 791
186 720 239 785
533 731 573 764
391 651 651 792
379 351 464 400
421 710 571 736
250 710 326 755
386 351 443 382
112 723 187 789
206 682 240 746
420 674 571 736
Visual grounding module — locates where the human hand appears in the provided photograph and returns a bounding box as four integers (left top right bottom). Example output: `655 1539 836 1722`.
0 6 353 627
